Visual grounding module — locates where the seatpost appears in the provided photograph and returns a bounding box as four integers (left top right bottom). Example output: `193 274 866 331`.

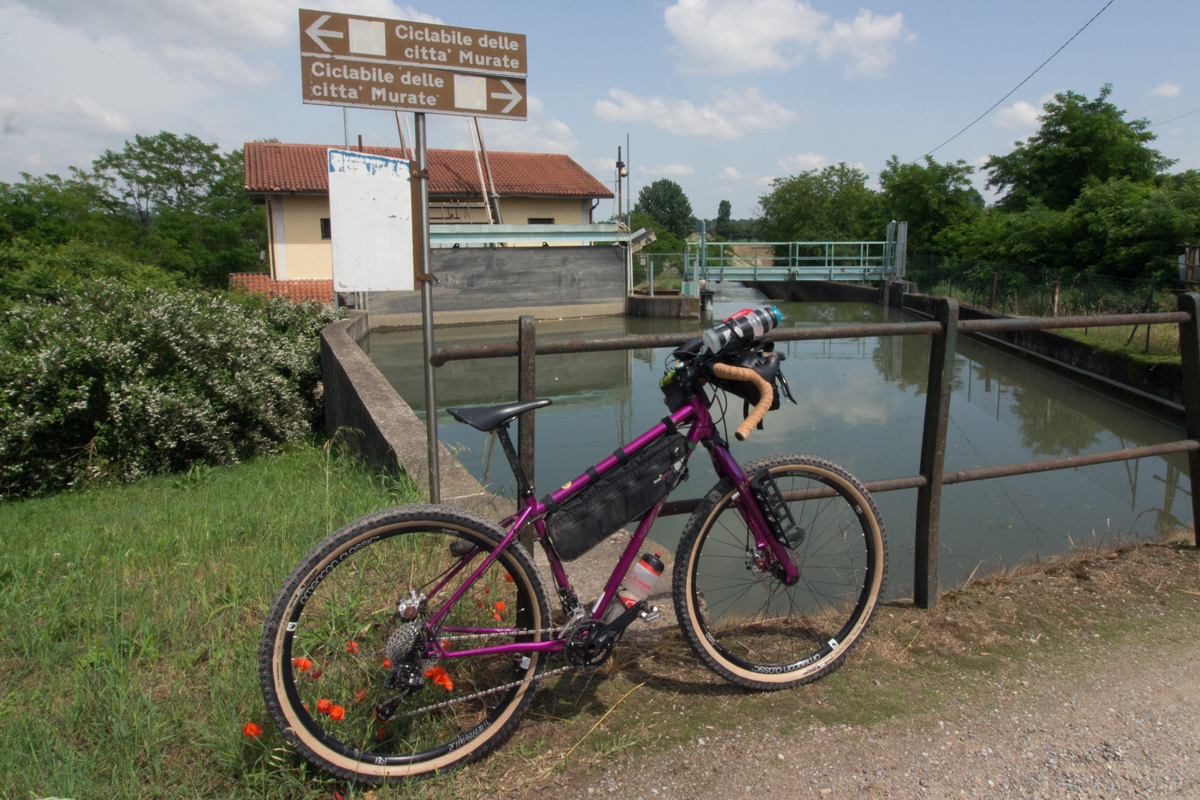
494 425 534 498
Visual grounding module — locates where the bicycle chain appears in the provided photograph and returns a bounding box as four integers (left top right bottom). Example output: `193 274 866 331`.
393 664 575 719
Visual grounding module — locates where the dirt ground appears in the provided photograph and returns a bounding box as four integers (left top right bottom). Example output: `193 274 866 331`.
500 533 1200 800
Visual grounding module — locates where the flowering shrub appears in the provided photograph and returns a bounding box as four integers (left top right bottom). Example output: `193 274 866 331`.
0 280 342 499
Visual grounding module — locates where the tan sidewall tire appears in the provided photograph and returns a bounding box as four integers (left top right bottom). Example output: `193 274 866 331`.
259 505 549 781
674 456 887 689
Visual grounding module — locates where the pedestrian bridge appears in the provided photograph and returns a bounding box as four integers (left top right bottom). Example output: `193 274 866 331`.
683 221 908 283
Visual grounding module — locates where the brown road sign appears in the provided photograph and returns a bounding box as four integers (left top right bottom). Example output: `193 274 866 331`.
299 9 526 78
302 57 527 120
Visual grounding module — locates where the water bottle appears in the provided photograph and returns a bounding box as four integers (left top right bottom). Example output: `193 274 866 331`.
701 306 782 354
603 553 665 622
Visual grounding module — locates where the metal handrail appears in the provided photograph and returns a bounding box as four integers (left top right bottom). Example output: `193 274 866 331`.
428 297 1200 609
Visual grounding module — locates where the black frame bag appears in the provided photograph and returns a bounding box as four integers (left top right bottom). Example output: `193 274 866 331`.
544 433 689 561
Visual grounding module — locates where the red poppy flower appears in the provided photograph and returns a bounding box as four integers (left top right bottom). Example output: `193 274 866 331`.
441 639 451 649
292 657 312 672
476 601 485 608
377 727 387 740
424 665 454 691
316 698 332 714
309 669 323 680
243 722 263 737
504 573 515 583
493 613 502 621
484 587 491 594
329 705 345 721
346 640 359 654
493 601 506 612
354 688 368 704
382 657 392 669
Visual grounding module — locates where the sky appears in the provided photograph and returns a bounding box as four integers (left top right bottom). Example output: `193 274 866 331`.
1 0 1197 222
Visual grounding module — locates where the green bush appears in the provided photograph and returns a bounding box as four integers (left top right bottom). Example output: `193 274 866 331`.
0 238 184 303
0 281 343 499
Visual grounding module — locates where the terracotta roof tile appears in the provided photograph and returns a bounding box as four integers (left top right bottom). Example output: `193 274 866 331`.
230 273 335 305
244 142 613 198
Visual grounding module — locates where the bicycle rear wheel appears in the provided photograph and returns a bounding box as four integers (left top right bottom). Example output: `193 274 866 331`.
259 505 551 782
673 454 887 689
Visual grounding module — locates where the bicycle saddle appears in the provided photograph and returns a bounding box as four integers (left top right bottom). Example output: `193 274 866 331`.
446 398 553 432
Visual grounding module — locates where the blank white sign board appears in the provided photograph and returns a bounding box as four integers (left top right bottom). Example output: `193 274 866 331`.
327 149 414 292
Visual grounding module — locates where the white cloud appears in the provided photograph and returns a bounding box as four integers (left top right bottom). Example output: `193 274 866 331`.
970 154 989 168
663 0 912 77
777 152 829 171
477 97 578 153
160 45 280 88
25 0 439 51
754 175 776 188
718 166 743 180
0 93 132 136
640 163 694 176
593 86 797 140
816 9 910 78
1152 81 1181 98
992 100 1042 130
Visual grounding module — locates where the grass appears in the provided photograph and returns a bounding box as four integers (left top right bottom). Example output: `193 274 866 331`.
0 440 422 800
1059 324 1181 363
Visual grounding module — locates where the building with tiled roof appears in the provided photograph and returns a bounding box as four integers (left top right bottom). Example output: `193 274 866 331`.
244 142 613 282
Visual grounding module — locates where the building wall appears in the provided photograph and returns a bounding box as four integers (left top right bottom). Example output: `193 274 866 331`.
497 196 590 225
280 195 334 279
270 194 599 279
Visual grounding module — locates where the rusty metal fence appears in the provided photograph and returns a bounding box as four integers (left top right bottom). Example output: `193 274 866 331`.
430 294 1200 609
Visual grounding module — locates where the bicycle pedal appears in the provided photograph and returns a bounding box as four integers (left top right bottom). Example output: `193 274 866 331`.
639 605 661 622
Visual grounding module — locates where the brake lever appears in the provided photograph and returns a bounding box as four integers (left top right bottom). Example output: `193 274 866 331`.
778 366 797 405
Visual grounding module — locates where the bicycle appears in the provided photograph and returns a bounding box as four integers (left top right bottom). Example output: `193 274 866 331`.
258 308 888 781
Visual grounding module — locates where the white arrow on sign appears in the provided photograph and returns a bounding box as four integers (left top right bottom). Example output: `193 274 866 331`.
490 80 522 114
306 14 344 53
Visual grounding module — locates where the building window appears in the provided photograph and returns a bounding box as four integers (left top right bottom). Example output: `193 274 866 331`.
320 218 332 239
528 217 554 225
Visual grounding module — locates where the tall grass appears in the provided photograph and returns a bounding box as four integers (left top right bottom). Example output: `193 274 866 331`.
0 440 422 799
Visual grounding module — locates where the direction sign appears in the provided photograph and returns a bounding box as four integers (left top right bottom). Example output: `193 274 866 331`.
301 56 526 119
299 9 526 78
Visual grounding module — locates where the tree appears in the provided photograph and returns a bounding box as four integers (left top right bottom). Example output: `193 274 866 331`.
756 163 877 243
876 156 984 254
633 179 695 240
715 200 732 238
985 85 1175 212
91 131 224 233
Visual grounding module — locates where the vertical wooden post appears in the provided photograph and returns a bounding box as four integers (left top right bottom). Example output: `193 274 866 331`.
1176 294 1200 547
914 297 959 608
518 315 536 550
988 271 998 311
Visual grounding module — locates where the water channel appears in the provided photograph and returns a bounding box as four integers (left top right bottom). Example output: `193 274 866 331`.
363 284 1193 597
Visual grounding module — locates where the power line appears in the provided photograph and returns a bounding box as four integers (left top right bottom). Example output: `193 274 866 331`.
916 0 1116 162
1150 107 1200 128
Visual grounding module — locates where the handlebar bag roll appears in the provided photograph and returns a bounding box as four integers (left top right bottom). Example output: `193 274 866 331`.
546 433 689 561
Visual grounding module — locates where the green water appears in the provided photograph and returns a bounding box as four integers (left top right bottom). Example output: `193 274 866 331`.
363 284 1192 595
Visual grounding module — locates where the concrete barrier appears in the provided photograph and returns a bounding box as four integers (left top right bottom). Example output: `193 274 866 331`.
902 293 1185 421
320 311 509 517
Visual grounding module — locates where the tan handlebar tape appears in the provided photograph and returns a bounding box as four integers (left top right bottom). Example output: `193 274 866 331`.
711 362 774 441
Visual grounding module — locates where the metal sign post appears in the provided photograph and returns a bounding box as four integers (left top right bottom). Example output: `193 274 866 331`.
299 8 529 502
411 113 440 501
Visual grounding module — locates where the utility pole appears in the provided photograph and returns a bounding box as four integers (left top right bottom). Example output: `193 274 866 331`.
616 146 624 220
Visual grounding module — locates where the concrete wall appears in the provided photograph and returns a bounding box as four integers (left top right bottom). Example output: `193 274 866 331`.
627 294 700 318
901 292 1185 420
367 245 627 327
320 311 508 517
499 196 590 225
747 279 882 304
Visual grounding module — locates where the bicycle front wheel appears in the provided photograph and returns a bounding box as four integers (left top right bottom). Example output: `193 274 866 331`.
673 454 887 689
259 505 551 782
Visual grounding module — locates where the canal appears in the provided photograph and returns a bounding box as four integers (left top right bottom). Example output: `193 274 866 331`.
363 284 1193 597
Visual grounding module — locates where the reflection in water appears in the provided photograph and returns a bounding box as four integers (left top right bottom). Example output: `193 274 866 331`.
366 285 1192 595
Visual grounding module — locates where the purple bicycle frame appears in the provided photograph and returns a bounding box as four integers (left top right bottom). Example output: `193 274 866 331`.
428 394 799 661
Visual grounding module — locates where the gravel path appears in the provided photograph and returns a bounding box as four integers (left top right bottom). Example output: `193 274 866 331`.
560 584 1200 800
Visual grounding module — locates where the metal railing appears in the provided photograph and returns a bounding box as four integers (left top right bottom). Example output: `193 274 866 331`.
430 294 1200 609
